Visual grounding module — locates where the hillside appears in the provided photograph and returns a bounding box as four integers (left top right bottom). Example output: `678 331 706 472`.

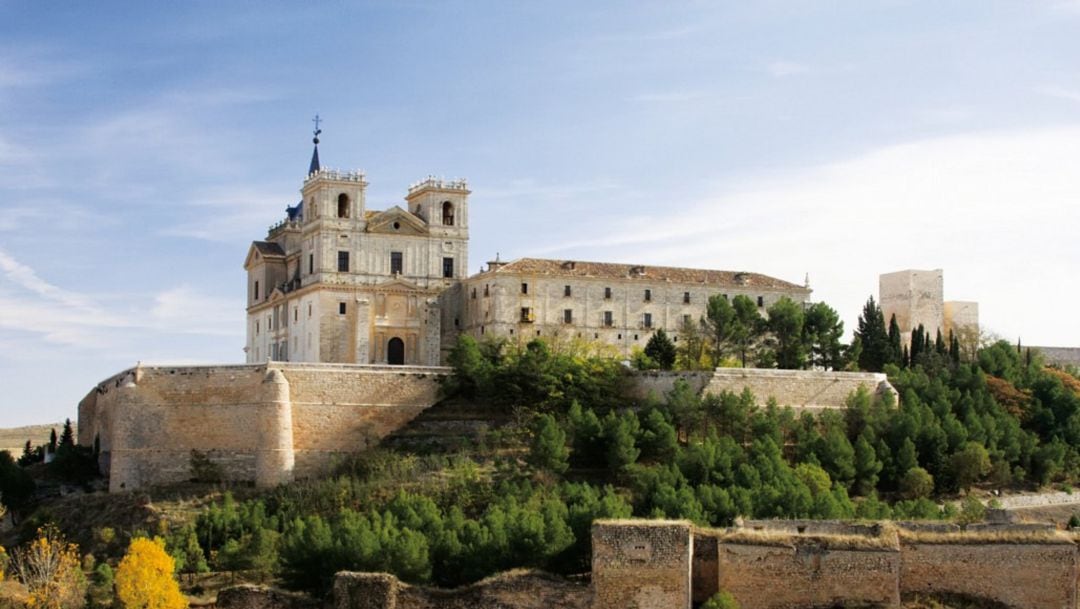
0 423 73 456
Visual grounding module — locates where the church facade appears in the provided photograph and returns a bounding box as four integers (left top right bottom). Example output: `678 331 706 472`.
245 143 810 365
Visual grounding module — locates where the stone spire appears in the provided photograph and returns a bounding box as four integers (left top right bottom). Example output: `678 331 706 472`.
309 114 322 175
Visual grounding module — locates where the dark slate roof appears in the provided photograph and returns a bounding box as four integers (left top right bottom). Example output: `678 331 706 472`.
286 200 303 221
252 241 286 258
481 257 807 291
309 144 320 175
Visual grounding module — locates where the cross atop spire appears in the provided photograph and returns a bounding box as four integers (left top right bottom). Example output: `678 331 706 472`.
308 114 322 175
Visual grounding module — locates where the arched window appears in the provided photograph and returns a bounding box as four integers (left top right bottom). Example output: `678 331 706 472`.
441 201 454 226
337 193 350 218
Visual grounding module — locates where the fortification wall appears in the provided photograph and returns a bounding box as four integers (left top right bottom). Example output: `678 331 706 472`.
627 371 713 402
704 369 896 412
899 536 1078 609
79 363 447 492
592 520 692 609
331 571 589 609
716 535 901 609
627 369 896 412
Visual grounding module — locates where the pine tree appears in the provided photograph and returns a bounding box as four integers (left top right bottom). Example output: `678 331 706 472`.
48 428 57 455
644 329 677 370
855 297 890 372
529 414 569 474
58 419 75 456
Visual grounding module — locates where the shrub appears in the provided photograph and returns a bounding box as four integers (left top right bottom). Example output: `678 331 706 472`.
702 591 741 609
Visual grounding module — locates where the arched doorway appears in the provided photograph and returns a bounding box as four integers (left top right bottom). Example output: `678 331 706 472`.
387 337 405 365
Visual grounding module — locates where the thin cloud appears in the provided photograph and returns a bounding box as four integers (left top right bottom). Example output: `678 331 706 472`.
534 127 1080 345
1038 85 1080 104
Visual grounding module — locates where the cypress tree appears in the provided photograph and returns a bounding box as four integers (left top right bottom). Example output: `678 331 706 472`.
855 297 890 372
935 329 946 355
48 428 58 454
887 314 902 366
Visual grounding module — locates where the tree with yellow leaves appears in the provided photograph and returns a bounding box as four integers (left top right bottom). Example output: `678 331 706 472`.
9 525 85 609
115 537 187 609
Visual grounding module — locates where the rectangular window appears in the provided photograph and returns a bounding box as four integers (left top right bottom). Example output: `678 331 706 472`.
564 309 573 324
471 287 477 299
337 251 349 272
521 282 529 295
308 303 312 318
339 302 347 315
564 285 572 297
390 251 403 275
604 287 612 299
254 281 259 300
683 292 690 304
443 257 454 278
683 314 691 325
294 308 298 322
255 320 259 335
521 307 534 322
757 296 764 307
643 313 653 328
308 254 314 275
484 284 490 297
604 311 613 327
644 289 652 302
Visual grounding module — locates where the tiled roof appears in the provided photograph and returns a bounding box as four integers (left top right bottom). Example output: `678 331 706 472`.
484 258 807 291
252 241 285 258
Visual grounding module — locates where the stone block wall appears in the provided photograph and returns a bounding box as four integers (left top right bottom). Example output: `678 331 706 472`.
703 368 896 412
716 534 901 609
332 570 589 609
880 269 945 349
592 520 693 609
900 538 1078 609
78 362 447 492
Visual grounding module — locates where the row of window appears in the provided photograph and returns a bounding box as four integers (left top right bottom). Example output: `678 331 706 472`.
254 302 316 335
334 251 453 278
490 283 766 308
520 307 660 328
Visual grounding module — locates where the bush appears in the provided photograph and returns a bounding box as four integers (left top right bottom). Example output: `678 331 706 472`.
189 450 224 483
703 591 740 609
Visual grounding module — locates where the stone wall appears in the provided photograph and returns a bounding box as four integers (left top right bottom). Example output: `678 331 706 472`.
78 362 447 492
627 369 897 412
715 529 901 609
1034 346 1080 368
899 535 1078 609
592 520 692 609
332 570 589 609
703 368 896 412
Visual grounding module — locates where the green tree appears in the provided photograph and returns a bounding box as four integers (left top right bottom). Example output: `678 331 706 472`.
603 413 640 473
766 297 806 369
899 466 934 500
852 434 883 496
887 314 902 366
57 419 75 455
705 294 736 364
644 329 677 370
730 295 763 367
803 302 845 370
855 296 890 372
529 414 569 474
956 496 986 525
949 442 991 492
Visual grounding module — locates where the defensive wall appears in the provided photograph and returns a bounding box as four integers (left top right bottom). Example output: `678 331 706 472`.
631 369 897 412
593 519 1079 609
217 518 1080 609
79 365 897 492
77 363 448 492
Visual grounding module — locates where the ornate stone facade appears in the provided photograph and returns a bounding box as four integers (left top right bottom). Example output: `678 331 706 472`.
245 144 811 366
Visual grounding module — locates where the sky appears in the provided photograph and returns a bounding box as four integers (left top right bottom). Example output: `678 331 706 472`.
1 1 1079 426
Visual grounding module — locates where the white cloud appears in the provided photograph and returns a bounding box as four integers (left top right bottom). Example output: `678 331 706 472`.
536 127 1080 346
0 250 240 352
1039 85 1080 104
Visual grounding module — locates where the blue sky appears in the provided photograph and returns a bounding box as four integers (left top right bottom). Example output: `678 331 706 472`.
2 1 1080 426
